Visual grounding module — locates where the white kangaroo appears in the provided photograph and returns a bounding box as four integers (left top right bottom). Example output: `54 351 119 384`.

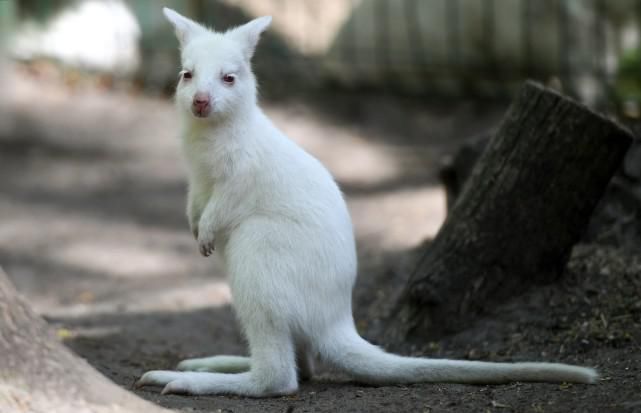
136 8 598 397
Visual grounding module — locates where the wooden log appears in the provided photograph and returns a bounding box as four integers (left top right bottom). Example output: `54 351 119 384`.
388 81 634 343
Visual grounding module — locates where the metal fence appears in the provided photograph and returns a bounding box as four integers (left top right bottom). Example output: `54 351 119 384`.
326 0 641 106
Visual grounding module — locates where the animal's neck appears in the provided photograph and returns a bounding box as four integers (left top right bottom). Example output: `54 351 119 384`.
181 100 267 181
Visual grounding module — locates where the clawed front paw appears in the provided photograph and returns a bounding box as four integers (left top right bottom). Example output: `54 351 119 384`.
198 232 215 257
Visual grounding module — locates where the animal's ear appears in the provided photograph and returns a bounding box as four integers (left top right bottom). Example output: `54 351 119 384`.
227 16 272 60
163 7 207 48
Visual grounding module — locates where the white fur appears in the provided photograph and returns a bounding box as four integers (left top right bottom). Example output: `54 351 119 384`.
137 8 598 397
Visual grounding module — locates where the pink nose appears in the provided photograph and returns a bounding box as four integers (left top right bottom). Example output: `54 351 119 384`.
192 92 210 111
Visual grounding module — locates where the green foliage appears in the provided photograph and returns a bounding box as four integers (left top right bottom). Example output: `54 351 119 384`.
615 47 641 116
0 0 16 33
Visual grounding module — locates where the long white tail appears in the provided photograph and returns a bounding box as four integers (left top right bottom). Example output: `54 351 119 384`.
317 324 598 385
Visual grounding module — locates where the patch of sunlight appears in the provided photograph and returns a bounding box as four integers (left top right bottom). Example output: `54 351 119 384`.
328 143 403 187
45 280 232 318
349 186 446 251
267 105 402 186
134 280 232 311
49 241 191 279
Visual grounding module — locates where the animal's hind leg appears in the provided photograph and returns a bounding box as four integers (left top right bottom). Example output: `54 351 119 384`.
177 355 250 373
137 313 299 396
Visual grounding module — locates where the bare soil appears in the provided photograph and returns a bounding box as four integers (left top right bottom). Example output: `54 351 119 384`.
1 67 639 412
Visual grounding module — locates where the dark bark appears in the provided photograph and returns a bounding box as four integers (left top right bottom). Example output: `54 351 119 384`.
441 124 641 250
0 267 168 413
389 81 634 343
440 127 641 212
439 131 493 209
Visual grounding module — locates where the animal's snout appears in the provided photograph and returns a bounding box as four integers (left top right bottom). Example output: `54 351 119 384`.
192 92 211 117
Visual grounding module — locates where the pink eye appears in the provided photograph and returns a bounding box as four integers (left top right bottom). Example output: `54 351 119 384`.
182 71 192 80
222 74 235 85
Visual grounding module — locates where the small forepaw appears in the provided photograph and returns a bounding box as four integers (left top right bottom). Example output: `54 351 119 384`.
197 233 215 257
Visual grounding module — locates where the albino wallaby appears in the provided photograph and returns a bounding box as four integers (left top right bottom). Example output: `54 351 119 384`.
136 8 598 397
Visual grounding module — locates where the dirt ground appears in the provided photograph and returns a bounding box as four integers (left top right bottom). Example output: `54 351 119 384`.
1 67 640 413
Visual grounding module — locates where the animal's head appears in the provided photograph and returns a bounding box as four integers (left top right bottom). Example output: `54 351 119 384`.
163 8 271 121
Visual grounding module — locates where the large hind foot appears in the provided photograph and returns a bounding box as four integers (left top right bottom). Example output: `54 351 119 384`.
138 320 299 397
176 355 251 373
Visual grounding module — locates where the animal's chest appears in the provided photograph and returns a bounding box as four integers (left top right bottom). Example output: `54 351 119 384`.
184 136 243 182
182 134 260 216
183 138 212 174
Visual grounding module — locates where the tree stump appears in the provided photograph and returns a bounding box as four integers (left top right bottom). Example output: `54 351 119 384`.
388 81 634 343
439 131 493 209
0 268 168 413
